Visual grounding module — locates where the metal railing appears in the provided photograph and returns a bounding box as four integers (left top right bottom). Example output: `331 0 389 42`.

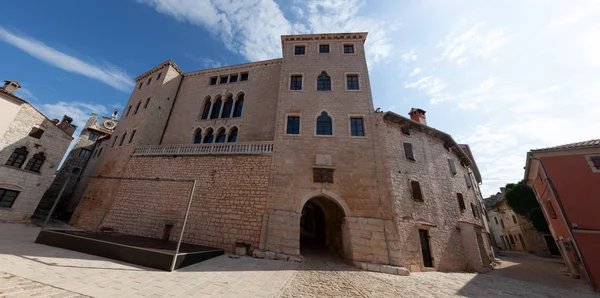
133 141 274 156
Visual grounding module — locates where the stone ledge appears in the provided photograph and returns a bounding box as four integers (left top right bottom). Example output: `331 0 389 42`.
355 262 410 276
252 249 303 263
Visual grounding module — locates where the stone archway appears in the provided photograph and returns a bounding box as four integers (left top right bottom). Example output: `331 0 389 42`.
299 196 346 258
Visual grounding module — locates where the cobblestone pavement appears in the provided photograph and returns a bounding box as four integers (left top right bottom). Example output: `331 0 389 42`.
1 223 597 298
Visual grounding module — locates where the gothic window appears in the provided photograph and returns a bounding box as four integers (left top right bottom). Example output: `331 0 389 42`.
228 127 238 143
210 97 222 119
313 168 333 183
203 128 214 143
346 74 359 90
215 128 226 143
128 130 136 144
5 147 28 168
316 112 332 135
24 152 45 173
233 94 244 117
28 127 44 139
193 128 202 144
286 116 300 135
317 72 331 91
222 96 233 118
201 97 212 120
0 188 19 208
290 75 303 90
350 117 364 136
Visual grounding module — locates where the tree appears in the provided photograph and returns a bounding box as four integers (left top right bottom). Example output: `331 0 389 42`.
505 181 550 232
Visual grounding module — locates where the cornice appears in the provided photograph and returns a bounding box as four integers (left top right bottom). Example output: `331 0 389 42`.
281 32 368 44
134 60 184 82
184 58 283 78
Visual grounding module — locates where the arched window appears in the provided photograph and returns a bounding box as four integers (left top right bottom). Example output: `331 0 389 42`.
25 152 45 173
203 128 214 143
221 96 234 118
200 97 211 120
227 127 238 143
210 97 222 119
317 71 331 91
192 128 202 144
215 128 226 143
233 94 244 117
5 146 28 168
119 132 127 146
316 112 332 135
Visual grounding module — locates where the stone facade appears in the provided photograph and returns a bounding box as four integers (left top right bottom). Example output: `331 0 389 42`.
0 81 75 222
71 32 492 273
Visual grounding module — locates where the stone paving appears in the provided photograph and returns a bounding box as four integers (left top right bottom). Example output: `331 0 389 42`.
0 223 598 297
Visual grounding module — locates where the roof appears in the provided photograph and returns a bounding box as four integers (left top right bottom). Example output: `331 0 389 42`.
483 191 505 209
382 111 474 168
531 139 600 153
135 60 184 82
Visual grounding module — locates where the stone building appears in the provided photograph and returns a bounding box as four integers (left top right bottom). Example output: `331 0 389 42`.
484 187 559 257
71 32 492 273
34 112 119 220
0 80 76 222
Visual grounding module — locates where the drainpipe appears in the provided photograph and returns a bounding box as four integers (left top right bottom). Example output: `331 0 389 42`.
537 158 594 290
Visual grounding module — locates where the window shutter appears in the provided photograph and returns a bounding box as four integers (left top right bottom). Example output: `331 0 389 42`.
448 159 457 175
465 174 473 188
401 126 410 135
404 143 415 160
457 193 465 210
410 180 423 201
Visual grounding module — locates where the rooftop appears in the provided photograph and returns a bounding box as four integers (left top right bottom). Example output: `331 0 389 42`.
531 139 600 152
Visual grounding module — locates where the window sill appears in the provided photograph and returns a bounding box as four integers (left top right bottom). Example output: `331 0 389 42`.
350 135 367 139
345 89 361 92
289 89 303 92
314 134 335 138
284 134 301 137
0 206 14 211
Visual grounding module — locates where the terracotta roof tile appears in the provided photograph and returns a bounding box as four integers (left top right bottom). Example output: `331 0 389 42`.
532 139 600 152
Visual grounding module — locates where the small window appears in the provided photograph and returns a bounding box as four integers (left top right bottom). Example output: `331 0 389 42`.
147 77 152 85
230 74 238 83
128 130 136 144
350 118 364 136
494 217 498 225
134 101 141 115
457 193 465 211
233 94 244 117
410 180 423 201
144 97 151 108
343 44 354 54
546 200 557 219
313 168 334 183
471 202 478 218
219 76 228 84
111 136 118 148
0 188 19 208
317 72 331 91
448 159 457 175
346 75 359 90
512 215 517 224
465 174 473 188
138 83 143 90
316 112 332 136
290 75 303 91
88 132 99 141
119 132 127 147
240 72 249 81
404 143 415 160
590 156 600 170
287 116 300 135
294 45 306 55
157 73 161 80
28 127 44 139
79 149 92 158
501 219 505 228
24 152 45 172
227 127 238 143
319 44 329 53
71 167 81 174
209 77 218 85
401 126 410 135
5 146 28 168
97 148 103 157
509 235 515 245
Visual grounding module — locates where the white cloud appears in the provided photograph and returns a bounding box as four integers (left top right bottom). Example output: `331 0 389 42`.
405 76 448 96
185 54 223 69
437 25 507 66
402 49 417 62
0 26 134 92
409 67 421 76
15 87 37 102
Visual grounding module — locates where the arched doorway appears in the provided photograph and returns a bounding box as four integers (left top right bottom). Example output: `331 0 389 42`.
300 196 346 257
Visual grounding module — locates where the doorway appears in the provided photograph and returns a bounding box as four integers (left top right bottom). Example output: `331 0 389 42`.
544 236 561 256
300 197 345 257
419 229 434 267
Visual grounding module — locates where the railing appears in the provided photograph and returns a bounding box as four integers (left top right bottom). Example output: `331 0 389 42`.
133 141 274 156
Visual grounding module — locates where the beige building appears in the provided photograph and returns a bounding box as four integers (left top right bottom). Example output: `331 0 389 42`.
0 80 76 222
71 32 492 273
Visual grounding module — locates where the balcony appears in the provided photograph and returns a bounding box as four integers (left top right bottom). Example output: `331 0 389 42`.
133 142 274 156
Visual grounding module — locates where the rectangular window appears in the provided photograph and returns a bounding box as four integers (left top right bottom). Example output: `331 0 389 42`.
344 44 354 54
230 74 238 83
290 75 303 90
546 200 557 219
448 159 457 175
509 235 515 245
79 149 91 158
88 132 99 141
286 116 300 135
0 188 19 208
134 101 141 115
294 45 306 55
144 97 151 108
501 219 505 228
591 156 600 170
494 217 498 225
465 174 473 188
313 168 333 183
138 83 142 90
350 118 364 136
147 77 152 85
319 44 329 53
346 75 359 90
404 142 415 160
219 76 228 84
28 127 44 139
401 126 410 135
97 148 103 157
410 180 423 201
125 105 132 117
111 136 118 148
157 73 161 80
457 193 465 211
128 130 136 144
240 72 249 81
209 77 218 85
512 215 517 224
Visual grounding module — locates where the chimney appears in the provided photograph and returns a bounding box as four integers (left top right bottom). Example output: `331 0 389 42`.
57 115 77 136
111 109 119 120
408 108 427 125
2 80 21 94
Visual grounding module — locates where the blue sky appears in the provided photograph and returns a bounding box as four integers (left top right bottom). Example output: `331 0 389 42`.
1 0 598 196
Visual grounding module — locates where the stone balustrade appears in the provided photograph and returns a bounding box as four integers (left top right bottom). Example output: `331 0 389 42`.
133 142 274 156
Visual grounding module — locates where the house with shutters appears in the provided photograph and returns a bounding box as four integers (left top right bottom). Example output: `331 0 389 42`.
70 32 492 274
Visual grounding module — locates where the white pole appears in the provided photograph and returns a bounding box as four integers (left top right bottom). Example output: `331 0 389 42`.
170 180 197 271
